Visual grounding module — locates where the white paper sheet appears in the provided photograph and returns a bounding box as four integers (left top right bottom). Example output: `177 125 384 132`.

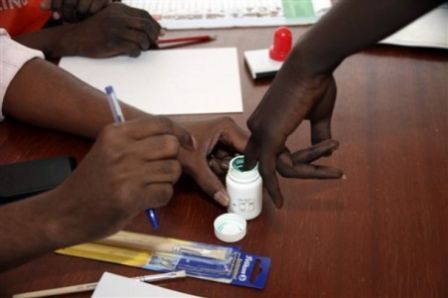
92 272 202 298
381 4 448 49
59 48 243 115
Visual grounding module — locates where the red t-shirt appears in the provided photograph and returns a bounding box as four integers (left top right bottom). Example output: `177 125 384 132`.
0 0 52 36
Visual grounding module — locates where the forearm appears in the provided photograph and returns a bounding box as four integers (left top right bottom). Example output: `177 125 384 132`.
3 58 148 139
0 191 60 271
292 0 446 75
13 24 78 59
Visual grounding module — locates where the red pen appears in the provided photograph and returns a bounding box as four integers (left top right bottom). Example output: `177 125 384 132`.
158 34 217 44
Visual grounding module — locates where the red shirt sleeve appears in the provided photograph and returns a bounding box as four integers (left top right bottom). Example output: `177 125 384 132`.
0 0 52 36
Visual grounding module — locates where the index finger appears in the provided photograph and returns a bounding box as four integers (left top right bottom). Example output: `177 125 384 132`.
219 118 249 152
243 135 260 171
120 116 196 151
259 148 284 208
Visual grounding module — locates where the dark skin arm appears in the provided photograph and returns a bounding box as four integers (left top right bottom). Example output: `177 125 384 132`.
245 0 446 208
0 54 339 269
14 3 161 59
0 58 195 270
40 0 111 22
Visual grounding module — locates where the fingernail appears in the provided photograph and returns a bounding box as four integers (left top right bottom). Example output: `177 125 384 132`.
214 191 230 207
274 196 283 209
341 174 347 180
182 134 197 151
328 168 343 178
328 140 340 153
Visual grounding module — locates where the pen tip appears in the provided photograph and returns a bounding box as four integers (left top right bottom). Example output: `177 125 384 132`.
105 86 114 94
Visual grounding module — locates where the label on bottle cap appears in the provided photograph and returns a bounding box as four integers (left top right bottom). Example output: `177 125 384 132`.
214 213 247 243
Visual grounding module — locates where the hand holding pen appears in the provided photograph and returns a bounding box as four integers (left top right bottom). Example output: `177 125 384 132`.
41 115 193 248
105 86 196 229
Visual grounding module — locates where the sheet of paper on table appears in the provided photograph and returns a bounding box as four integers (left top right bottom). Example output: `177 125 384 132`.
92 272 202 298
59 48 243 116
381 3 448 49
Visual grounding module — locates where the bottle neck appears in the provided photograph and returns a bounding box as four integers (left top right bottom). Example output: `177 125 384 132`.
227 156 260 183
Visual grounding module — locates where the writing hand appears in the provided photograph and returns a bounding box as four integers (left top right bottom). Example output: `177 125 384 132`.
45 116 194 247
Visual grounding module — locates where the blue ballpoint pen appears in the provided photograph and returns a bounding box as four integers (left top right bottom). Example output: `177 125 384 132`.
105 85 159 230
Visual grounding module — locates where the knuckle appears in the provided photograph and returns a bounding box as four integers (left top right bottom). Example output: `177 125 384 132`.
99 124 120 144
139 35 149 47
155 116 174 132
110 181 133 208
138 9 151 19
172 161 182 180
152 185 173 207
162 135 180 156
165 160 182 178
129 46 141 57
222 116 235 125
160 185 174 203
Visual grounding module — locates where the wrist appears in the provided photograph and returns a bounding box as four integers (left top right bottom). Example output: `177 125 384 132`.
286 43 339 79
56 23 80 57
31 188 73 249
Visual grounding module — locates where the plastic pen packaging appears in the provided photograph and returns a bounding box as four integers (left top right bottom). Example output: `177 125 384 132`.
56 231 270 289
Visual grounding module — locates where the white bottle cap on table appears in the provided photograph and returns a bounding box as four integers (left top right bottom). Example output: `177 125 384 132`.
214 213 247 243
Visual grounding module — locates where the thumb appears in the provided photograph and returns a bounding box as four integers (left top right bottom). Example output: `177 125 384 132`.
40 0 51 10
190 160 230 207
308 76 336 145
310 117 332 145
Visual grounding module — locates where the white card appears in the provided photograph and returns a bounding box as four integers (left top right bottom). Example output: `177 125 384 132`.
60 48 243 115
92 272 202 298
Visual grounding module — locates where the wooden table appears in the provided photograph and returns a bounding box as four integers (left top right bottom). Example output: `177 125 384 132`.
1 27 447 298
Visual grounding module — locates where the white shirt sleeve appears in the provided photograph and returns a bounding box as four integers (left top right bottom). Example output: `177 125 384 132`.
0 28 44 121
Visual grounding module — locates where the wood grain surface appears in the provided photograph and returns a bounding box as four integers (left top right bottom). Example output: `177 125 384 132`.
0 27 447 298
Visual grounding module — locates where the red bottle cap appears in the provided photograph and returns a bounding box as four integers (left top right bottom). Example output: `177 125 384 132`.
269 26 292 61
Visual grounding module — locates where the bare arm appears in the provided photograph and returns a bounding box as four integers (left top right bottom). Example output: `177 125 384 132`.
0 56 249 270
14 3 161 59
0 57 196 271
245 0 446 207
4 58 146 138
294 0 446 75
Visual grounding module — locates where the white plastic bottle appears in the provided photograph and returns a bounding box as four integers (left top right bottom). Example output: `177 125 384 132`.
226 155 263 220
